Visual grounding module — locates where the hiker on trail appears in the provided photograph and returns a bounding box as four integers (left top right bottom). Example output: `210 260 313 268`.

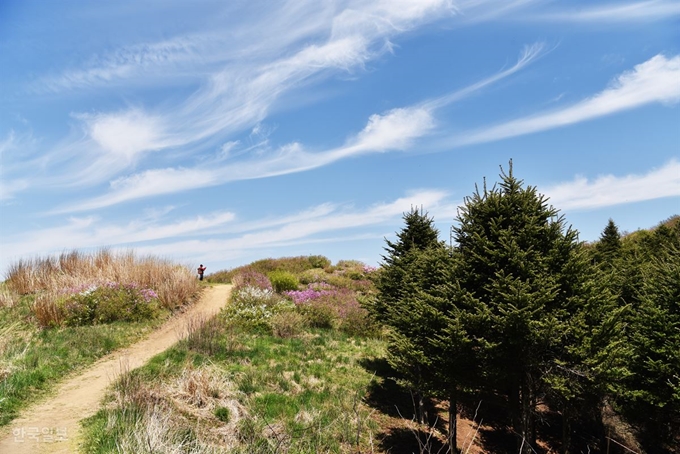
197 264 206 281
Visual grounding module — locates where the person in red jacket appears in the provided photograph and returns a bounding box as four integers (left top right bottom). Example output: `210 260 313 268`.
197 264 206 281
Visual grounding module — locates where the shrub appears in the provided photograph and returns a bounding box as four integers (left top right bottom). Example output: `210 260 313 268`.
362 265 378 274
340 303 378 337
308 255 331 269
299 302 336 329
268 271 299 293
286 284 374 332
345 269 363 280
316 273 375 294
232 269 272 291
335 260 364 269
220 256 332 282
270 310 307 338
298 268 329 285
60 283 160 326
226 286 294 332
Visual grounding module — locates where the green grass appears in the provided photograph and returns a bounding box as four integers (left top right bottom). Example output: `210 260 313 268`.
80 321 386 453
0 295 169 426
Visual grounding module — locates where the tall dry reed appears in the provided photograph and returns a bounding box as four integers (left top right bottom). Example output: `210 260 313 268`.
5 249 201 312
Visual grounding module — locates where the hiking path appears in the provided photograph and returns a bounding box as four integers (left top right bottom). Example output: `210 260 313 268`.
0 284 232 454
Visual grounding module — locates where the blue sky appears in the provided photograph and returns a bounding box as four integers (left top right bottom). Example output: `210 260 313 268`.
1 0 679 275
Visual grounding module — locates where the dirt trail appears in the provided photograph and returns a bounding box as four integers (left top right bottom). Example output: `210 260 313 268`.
0 284 232 454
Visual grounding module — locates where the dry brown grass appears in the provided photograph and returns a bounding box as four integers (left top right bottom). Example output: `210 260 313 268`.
106 364 243 453
0 286 20 308
0 322 32 382
5 249 200 312
118 404 230 454
31 291 65 328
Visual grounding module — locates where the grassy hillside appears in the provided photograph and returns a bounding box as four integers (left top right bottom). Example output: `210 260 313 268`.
77 256 517 453
0 250 201 426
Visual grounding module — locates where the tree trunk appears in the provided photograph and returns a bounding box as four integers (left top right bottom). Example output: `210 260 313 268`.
448 387 459 454
562 405 572 454
414 390 425 425
519 374 534 454
509 377 522 451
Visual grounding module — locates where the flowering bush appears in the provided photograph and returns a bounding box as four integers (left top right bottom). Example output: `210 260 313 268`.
226 285 295 332
284 283 332 304
60 282 160 326
285 284 363 330
232 269 272 291
216 258 379 336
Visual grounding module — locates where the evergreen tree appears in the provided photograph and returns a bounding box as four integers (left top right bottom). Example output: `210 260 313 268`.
372 208 444 425
373 207 441 322
595 219 622 264
428 250 480 454
374 207 479 453
452 163 592 454
384 207 441 260
614 224 680 452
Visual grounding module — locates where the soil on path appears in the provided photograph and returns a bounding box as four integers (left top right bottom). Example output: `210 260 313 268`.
0 284 232 454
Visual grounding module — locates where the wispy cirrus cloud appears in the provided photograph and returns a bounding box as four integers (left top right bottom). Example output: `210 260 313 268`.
528 1 680 23
0 130 37 201
19 0 457 196
448 53 680 147
58 44 546 212
0 210 236 266
543 160 680 211
33 35 211 93
2 189 450 271
425 42 547 109
54 106 436 213
119 189 452 263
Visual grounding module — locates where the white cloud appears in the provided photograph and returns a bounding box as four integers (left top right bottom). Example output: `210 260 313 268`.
347 107 436 152
125 189 451 262
532 1 680 23
1 209 237 266
451 54 680 147
0 179 30 201
86 109 167 160
56 167 218 213
57 42 546 212
426 42 547 109
0 131 36 200
58 105 438 212
2 189 449 273
544 160 680 211
21 0 458 197
34 34 211 93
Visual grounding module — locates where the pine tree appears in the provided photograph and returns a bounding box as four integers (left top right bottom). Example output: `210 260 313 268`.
595 219 622 264
614 224 680 451
372 207 444 426
452 163 590 454
373 207 441 322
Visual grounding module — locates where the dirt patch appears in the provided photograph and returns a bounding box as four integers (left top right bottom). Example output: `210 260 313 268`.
0 284 232 454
